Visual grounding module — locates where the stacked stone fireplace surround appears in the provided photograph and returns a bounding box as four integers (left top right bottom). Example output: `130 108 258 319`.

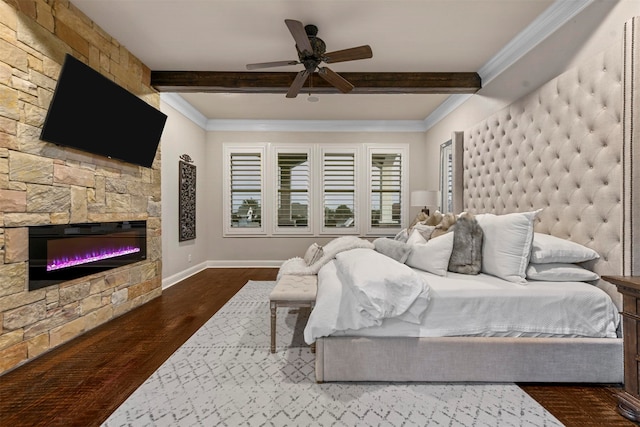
0 0 162 374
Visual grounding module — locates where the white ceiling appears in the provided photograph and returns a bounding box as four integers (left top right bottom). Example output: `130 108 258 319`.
70 0 560 122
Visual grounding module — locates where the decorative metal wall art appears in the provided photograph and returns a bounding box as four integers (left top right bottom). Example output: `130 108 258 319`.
179 154 196 241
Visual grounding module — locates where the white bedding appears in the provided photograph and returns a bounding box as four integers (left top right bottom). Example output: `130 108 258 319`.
334 248 429 325
304 260 620 344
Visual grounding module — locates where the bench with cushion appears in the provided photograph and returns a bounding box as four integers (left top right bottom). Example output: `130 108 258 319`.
269 275 317 353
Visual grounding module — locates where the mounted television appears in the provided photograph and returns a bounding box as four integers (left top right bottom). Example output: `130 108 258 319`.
40 54 167 168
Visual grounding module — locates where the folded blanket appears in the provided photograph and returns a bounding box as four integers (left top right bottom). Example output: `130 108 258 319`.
334 248 430 325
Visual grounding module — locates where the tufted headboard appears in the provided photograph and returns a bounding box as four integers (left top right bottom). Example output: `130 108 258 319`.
460 17 640 308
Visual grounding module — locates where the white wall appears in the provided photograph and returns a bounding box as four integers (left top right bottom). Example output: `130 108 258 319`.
160 101 208 285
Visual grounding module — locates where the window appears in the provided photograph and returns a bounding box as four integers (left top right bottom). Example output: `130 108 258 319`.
223 143 408 236
224 146 265 235
275 148 311 233
440 140 453 213
370 150 403 230
322 149 357 233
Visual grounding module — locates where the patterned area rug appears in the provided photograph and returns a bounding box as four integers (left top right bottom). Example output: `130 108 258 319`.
103 281 563 427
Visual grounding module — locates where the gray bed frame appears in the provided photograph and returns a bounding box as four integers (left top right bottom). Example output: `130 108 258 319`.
314 17 640 383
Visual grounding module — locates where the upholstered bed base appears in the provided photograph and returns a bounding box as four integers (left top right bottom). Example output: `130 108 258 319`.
315 336 623 383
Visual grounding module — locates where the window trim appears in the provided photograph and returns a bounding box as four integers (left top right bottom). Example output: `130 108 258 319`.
223 145 267 236
223 142 409 237
319 146 360 235
272 145 313 235
366 145 408 236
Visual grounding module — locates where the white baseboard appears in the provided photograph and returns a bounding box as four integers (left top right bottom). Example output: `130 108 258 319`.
162 260 282 289
161 262 208 289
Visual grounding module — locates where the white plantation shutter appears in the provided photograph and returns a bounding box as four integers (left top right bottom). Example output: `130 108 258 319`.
276 150 310 231
322 151 356 232
369 148 406 233
226 149 264 234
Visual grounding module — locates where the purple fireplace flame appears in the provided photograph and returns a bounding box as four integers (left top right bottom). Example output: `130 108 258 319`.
46 245 141 271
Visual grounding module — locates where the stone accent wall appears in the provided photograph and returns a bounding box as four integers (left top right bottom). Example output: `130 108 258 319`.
0 0 162 374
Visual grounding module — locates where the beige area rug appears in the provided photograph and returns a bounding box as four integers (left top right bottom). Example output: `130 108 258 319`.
103 280 563 427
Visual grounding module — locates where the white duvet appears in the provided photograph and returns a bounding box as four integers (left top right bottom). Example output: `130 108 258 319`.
304 261 620 344
303 248 430 343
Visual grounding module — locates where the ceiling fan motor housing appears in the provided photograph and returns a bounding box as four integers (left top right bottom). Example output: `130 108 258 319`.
298 24 326 69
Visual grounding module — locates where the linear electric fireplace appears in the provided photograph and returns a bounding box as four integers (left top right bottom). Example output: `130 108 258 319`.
28 221 147 291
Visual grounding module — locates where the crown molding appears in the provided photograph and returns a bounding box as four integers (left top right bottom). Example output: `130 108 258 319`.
477 0 594 85
205 118 427 132
422 0 594 131
160 93 208 129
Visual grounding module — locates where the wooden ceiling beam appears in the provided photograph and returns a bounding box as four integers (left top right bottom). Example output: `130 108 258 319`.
150 71 481 94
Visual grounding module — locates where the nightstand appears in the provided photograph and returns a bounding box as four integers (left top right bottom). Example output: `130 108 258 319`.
603 275 640 422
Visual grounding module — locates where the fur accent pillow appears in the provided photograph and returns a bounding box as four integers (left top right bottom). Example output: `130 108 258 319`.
373 238 413 263
448 212 483 274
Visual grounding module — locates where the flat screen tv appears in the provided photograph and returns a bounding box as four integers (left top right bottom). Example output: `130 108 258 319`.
40 54 167 168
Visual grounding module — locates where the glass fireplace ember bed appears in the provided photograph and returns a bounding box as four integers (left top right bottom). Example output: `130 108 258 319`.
28 221 147 291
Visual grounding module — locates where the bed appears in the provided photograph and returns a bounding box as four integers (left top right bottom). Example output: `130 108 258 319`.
297 23 640 383
305 238 622 383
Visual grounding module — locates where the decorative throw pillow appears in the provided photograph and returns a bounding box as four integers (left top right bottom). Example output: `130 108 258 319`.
406 228 427 245
373 238 413 263
405 231 455 276
529 233 600 264
431 212 457 239
303 243 323 266
526 262 600 282
448 212 483 274
475 210 541 284
413 223 435 241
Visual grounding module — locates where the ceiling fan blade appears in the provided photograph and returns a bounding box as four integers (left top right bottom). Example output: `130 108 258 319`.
285 19 313 54
246 60 299 70
286 68 312 98
323 45 373 63
318 67 354 93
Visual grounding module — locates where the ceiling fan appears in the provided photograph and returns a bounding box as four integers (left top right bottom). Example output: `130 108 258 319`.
246 19 373 98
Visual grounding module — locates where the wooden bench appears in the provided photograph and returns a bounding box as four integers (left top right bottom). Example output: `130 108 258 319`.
269 275 317 353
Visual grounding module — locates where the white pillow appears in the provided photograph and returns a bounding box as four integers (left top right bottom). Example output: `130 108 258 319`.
475 210 540 284
413 224 435 241
526 263 600 282
405 232 454 276
303 243 323 266
406 228 427 245
530 233 600 264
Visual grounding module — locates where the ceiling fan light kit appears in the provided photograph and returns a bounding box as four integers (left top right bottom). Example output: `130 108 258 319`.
246 19 373 98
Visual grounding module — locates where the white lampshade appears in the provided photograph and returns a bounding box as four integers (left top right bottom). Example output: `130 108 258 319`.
410 190 440 208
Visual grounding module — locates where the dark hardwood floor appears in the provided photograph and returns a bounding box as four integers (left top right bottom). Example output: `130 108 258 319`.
0 268 635 427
